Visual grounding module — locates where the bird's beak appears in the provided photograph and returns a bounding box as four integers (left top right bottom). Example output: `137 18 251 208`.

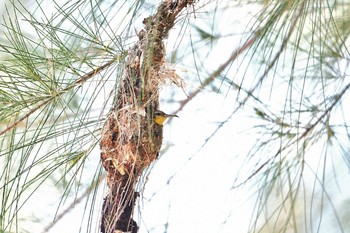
165 114 179 118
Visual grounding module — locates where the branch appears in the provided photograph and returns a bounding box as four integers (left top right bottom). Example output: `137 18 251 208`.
41 175 104 233
233 81 350 188
175 32 258 114
0 60 115 137
99 1 196 232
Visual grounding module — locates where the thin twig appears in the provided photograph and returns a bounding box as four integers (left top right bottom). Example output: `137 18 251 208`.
233 81 350 188
174 32 259 114
41 175 105 233
0 60 115 136
0 98 52 136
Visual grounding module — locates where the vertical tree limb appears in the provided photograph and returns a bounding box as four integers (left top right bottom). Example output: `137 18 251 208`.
99 1 194 232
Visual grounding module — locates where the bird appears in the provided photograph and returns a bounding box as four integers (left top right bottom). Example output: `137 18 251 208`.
153 110 178 125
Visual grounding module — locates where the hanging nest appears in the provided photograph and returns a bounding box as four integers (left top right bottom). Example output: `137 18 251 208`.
99 1 194 233
100 40 164 179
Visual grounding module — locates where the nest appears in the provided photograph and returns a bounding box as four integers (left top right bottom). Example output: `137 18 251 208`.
99 1 193 232
100 106 163 179
99 18 166 233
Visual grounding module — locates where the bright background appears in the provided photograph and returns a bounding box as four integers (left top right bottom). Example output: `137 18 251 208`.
1 1 350 233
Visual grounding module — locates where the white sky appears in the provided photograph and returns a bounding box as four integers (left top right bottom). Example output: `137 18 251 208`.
1 1 350 233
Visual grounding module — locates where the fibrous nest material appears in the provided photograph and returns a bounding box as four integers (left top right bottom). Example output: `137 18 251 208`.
99 1 194 233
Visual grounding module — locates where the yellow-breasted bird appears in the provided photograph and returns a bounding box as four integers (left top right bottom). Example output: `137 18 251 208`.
153 110 178 125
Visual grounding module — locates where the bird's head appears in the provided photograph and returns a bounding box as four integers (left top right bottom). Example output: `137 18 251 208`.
153 110 178 125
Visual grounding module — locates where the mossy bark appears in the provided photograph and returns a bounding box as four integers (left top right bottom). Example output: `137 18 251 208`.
99 1 194 232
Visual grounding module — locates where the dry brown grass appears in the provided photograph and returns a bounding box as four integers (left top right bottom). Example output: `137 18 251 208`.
99 1 193 232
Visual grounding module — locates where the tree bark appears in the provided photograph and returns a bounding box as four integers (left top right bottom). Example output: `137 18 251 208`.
99 1 194 232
